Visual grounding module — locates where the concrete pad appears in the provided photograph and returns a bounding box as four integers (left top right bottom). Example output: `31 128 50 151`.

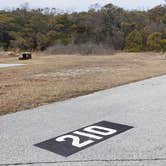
1 75 166 165
0 64 25 68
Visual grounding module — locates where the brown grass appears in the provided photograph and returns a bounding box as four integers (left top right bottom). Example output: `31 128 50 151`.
0 52 166 115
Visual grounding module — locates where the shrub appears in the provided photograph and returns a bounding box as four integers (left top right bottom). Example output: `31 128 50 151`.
45 43 114 55
160 39 166 52
147 32 162 51
124 30 143 52
0 47 4 52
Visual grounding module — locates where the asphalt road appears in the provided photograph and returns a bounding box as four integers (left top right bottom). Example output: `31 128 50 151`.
1 75 166 166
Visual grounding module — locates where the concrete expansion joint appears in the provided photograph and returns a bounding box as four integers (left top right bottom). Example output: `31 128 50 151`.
2 158 166 166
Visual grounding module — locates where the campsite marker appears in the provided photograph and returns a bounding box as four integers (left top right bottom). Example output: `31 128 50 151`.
35 121 133 157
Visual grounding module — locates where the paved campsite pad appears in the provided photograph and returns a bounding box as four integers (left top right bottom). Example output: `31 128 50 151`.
1 76 166 165
0 64 25 68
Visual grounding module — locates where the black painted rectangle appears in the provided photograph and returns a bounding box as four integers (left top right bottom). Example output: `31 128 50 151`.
35 121 133 157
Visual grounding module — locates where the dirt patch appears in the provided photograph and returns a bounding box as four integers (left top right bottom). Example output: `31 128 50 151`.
34 67 109 78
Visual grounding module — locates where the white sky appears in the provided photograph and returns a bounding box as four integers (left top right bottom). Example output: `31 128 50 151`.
0 0 165 11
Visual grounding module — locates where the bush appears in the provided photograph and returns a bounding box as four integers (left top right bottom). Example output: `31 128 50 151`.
147 32 162 51
124 30 143 52
45 43 114 55
0 47 4 52
160 39 166 52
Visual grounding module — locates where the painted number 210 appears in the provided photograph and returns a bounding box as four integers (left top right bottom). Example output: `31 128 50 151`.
56 125 117 148
35 121 133 157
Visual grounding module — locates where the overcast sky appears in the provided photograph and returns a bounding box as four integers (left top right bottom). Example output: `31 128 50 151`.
0 0 165 11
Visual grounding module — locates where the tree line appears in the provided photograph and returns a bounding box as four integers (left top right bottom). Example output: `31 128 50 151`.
0 3 166 53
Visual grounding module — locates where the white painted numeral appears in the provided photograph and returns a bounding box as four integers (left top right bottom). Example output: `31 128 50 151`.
84 125 117 136
56 125 117 148
56 135 94 148
73 131 102 140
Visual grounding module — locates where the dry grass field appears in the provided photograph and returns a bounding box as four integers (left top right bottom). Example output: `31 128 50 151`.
0 52 166 115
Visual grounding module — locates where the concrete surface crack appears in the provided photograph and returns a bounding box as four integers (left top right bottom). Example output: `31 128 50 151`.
1 158 166 165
